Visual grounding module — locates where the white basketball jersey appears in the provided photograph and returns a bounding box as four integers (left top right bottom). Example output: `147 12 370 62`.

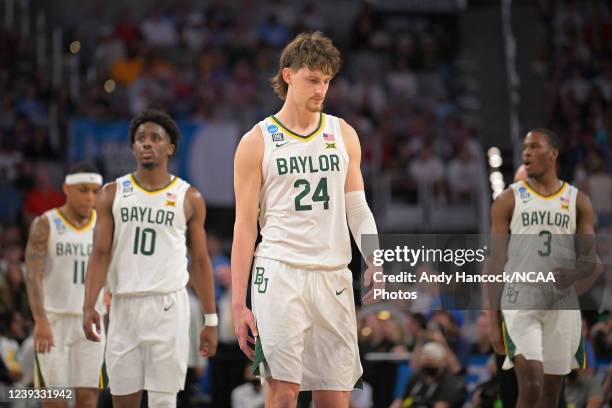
254 113 352 269
503 180 578 308
108 174 190 295
43 209 95 315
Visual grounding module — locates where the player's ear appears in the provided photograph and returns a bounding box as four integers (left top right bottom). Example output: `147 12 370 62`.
281 67 293 86
551 148 559 161
167 143 175 156
62 183 69 196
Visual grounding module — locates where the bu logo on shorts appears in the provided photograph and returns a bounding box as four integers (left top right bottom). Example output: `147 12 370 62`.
254 267 269 293
506 284 518 303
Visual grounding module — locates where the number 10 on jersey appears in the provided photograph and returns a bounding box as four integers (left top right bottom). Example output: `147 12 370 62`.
133 226 157 256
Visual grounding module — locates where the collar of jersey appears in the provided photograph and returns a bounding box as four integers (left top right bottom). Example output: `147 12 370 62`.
130 173 178 195
521 180 567 199
269 113 325 142
55 209 96 232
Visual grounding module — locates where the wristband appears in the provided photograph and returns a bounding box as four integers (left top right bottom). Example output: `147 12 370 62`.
204 313 218 327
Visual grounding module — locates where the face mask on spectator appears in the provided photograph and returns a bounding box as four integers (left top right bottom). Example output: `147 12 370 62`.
422 365 439 377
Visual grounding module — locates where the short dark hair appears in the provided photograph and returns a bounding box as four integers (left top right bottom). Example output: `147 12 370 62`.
128 109 180 149
529 128 560 150
67 162 98 175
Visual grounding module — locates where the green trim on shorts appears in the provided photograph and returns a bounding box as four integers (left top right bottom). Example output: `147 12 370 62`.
574 335 586 369
252 337 266 376
354 376 363 389
501 319 516 360
34 352 46 388
99 359 109 388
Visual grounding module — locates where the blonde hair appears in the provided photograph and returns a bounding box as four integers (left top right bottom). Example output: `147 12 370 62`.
271 31 342 100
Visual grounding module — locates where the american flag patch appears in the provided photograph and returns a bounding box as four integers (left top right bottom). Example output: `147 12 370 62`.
323 133 335 142
560 196 569 209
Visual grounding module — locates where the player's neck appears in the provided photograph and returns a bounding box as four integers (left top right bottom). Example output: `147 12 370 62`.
526 171 562 195
58 204 91 227
133 166 172 190
275 102 321 134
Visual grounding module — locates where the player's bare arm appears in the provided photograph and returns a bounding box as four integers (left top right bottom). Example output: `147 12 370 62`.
340 119 381 305
557 191 601 292
184 186 218 357
25 215 53 353
83 182 116 342
231 125 263 360
488 188 514 354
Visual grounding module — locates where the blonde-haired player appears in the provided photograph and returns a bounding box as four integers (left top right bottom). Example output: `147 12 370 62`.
232 32 380 407
25 163 104 408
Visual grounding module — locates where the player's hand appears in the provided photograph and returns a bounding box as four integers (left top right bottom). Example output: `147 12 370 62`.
233 305 258 360
488 311 506 355
362 258 384 305
82 307 102 342
552 267 577 290
199 325 218 357
33 318 54 354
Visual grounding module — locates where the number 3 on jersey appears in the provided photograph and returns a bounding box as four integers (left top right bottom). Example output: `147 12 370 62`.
294 177 330 211
133 226 157 256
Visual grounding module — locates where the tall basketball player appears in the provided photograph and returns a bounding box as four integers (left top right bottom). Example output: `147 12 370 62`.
25 162 104 408
489 129 597 407
82 109 218 408
232 32 380 407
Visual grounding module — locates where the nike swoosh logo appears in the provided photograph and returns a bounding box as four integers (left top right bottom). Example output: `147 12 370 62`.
163 304 173 311
336 288 348 296
275 141 289 147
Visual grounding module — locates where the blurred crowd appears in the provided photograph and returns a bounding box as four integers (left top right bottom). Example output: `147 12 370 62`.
537 0 612 231
0 0 610 407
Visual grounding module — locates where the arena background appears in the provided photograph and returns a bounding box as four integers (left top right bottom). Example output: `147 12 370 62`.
0 0 610 406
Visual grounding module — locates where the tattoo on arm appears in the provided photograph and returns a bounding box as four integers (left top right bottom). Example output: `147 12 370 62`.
25 217 50 321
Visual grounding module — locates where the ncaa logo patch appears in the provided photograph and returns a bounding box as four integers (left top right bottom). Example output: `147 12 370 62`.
54 217 66 235
267 124 279 134
122 179 133 196
518 186 531 201
272 133 284 142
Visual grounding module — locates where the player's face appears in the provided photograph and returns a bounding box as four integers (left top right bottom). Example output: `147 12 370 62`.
132 122 175 168
286 67 332 112
521 132 557 178
63 183 100 218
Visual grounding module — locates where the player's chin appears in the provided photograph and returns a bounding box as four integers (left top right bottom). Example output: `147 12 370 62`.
306 101 323 112
140 158 157 169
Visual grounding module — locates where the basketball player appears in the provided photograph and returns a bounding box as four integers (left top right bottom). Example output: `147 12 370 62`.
25 163 104 408
488 129 597 407
82 109 218 408
232 32 380 407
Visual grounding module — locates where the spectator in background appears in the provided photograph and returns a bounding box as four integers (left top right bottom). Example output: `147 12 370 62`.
231 364 264 408
140 6 178 48
408 143 446 203
585 156 612 228
111 41 144 87
0 168 22 225
0 310 25 385
446 144 481 204
564 369 604 408
390 342 467 408
411 311 468 376
470 312 492 356
3 263 29 320
23 127 58 161
22 166 64 226
0 132 23 183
